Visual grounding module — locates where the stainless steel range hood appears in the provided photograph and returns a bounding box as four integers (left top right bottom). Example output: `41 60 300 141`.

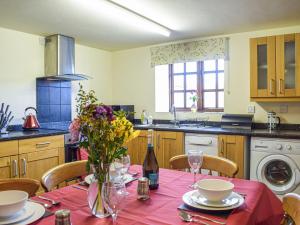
43 34 90 81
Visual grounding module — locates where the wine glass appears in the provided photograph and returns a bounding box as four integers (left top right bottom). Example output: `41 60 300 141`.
115 155 131 181
187 150 203 188
102 182 127 224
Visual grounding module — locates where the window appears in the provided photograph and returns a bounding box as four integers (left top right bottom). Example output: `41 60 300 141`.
170 59 224 112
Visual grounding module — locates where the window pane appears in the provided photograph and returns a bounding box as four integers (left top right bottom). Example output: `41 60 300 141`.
174 92 184 108
204 92 216 108
203 73 216 89
173 63 184 73
204 60 216 71
218 59 224 71
218 91 224 108
186 74 197 90
218 72 224 89
186 92 195 108
174 75 184 90
186 61 197 72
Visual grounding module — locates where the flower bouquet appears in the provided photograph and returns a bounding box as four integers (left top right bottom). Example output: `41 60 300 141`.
69 84 139 218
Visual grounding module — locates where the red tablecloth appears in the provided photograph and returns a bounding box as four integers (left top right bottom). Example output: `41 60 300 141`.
32 165 283 225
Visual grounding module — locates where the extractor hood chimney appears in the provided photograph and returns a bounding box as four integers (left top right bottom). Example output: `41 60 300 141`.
43 34 90 80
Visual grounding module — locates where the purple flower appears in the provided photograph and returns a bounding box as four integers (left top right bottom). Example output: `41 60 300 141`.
93 105 115 121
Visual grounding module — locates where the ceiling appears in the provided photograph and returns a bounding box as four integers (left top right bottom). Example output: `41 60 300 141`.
0 0 300 51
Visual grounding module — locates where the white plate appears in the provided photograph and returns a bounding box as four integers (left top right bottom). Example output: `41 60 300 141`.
190 191 240 208
0 202 34 225
85 173 135 185
11 201 45 225
182 190 244 211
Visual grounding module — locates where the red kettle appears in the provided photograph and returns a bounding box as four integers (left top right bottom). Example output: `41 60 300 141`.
22 107 40 130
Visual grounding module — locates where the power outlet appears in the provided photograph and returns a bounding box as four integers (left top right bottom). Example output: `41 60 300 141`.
248 105 255 113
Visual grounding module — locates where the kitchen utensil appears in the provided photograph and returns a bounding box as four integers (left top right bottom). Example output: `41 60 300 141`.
267 111 280 131
22 107 40 130
28 199 52 209
0 190 28 217
38 196 60 205
182 190 244 211
179 210 226 225
179 211 210 225
195 179 234 202
71 185 88 191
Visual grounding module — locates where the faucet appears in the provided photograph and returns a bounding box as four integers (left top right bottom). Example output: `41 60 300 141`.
170 105 180 127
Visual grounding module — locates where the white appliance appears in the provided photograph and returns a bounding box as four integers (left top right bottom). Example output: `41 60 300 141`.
185 133 218 175
250 137 300 197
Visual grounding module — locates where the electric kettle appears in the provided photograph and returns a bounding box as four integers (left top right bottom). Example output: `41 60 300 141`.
22 107 40 130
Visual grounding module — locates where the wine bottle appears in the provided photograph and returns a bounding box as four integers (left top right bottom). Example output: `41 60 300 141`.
143 129 159 190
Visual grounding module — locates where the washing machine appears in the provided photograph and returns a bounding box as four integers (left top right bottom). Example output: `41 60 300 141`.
250 137 300 197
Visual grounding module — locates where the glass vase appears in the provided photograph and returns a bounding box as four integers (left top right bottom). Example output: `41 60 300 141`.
87 163 110 218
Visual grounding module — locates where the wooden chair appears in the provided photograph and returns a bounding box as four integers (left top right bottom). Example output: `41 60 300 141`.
169 154 238 178
281 193 300 225
41 160 88 192
0 178 40 197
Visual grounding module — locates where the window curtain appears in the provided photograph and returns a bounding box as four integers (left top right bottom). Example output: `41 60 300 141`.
150 37 229 67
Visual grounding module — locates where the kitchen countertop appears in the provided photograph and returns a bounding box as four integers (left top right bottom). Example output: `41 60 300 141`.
134 124 300 139
0 129 68 142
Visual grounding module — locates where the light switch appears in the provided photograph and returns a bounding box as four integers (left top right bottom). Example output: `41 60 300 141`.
248 105 255 113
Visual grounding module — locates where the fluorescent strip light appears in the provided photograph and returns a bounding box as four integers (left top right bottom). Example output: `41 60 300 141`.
76 0 171 37
106 0 171 37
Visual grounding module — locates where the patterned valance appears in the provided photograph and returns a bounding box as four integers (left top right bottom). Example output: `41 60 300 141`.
150 37 229 67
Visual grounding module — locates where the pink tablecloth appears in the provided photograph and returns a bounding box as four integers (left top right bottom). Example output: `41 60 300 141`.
32 165 283 225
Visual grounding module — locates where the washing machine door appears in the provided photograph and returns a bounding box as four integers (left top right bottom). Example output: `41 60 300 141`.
257 154 299 194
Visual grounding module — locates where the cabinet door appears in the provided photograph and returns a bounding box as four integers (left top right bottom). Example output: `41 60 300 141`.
0 155 19 179
155 131 184 169
19 148 64 193
124 137 139 165
250 37 276 97
276 34 300 97
218 135 245 179
137 131 148 165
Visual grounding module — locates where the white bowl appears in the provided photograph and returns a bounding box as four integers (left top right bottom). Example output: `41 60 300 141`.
0 190 28 217
195 179 234 202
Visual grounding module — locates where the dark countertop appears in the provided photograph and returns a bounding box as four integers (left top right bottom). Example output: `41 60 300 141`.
134 124 300 139
0 129 68 142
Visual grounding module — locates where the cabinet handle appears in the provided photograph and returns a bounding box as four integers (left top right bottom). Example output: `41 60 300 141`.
12 159 18 177
21 158 27 175
157 134 160 150
36 142 51 148
279 79 284 94
220 139 225 155
269 79 275 95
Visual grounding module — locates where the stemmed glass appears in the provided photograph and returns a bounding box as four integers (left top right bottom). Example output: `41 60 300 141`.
115 155 131 181
102 182 127 224
187 150 203 188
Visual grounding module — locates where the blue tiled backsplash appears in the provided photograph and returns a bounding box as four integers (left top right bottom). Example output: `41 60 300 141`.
36 78 71 123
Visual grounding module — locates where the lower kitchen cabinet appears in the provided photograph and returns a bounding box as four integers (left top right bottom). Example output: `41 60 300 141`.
125 130 184 169
0 135 65 193
218 135 246 179
155 131 184 169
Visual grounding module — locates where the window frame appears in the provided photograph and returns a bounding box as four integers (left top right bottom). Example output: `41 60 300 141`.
169 60 224 112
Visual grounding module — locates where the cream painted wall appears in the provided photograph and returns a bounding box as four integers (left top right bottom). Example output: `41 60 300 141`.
112 25 300 124
0 27 112 124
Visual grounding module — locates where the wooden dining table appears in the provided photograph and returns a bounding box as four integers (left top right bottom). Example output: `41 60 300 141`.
32 165 283 225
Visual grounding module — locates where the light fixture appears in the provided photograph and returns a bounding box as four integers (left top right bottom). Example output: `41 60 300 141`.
76 0 172 37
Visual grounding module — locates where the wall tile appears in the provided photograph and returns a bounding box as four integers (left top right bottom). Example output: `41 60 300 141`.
37 86 50 105
49 87 61 104
37 105 50 123
49 105 61 122
61 88 71 105
61 105 71 121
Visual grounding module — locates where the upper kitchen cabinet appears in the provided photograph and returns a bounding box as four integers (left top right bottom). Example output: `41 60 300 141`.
250 33 300 102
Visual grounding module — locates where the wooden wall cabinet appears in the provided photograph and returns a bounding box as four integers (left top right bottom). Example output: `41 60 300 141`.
218 135 246 179
125 130 184 169
250 33 300 101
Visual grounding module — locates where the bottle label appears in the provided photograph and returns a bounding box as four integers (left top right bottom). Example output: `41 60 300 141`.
149 173 158 185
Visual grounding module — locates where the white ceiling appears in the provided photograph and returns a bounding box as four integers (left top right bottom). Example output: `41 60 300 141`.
0 0 300 51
